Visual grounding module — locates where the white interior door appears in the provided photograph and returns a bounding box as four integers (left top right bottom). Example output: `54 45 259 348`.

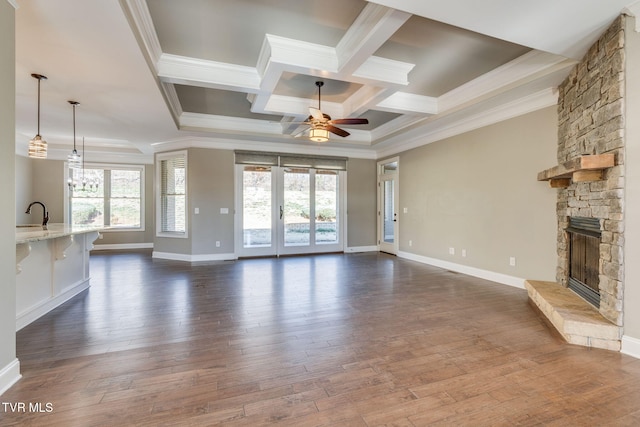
378 159 399 255
236 165 344 257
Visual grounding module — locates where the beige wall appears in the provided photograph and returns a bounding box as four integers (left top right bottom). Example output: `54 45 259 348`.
1 0 17 392
347 158 377 248
189 148 235 255
15 155 33 224
624 15 640 342
30 158 65 223
397 107 558 281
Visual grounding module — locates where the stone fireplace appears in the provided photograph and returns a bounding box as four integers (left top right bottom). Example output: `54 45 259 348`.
526 15 627 351
555 15 625 327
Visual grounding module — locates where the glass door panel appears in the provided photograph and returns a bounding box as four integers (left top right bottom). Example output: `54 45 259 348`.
237 165 344 257
283 168 310 247
383 179 395 244
378 158 399 255
315 170 338 244
241 166 274 254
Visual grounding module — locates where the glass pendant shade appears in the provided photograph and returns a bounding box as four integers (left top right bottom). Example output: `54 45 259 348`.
28 135 47 158
28 74 48 159
67 101 81 169
68 149 81 169
309 127 329 142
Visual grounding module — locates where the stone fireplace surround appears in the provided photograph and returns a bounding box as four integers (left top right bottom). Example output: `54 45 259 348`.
527 15 626 351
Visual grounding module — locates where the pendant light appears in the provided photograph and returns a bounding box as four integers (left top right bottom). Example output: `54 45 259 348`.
67 101 81 169
28 73 48 159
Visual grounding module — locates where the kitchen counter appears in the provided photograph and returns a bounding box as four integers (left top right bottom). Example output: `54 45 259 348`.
16 223 106 244
15 224 104 330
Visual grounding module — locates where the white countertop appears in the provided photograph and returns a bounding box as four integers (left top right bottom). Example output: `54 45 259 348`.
16 223 106 244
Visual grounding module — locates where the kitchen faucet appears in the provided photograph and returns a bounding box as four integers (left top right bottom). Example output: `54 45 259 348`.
26 201 49 228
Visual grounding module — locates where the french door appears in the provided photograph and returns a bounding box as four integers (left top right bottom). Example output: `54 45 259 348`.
236 165 344 257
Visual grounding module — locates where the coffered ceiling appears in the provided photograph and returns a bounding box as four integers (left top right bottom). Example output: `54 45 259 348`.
13 0 640 162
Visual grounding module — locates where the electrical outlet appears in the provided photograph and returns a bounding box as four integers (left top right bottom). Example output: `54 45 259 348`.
216 241 221 248
462 249 467 257
194 207 199 214
509 256 516 266
449 247 455 255
409 240 412 247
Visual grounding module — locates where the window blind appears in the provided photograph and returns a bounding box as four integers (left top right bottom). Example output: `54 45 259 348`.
235 150 347 171
160 155 186 233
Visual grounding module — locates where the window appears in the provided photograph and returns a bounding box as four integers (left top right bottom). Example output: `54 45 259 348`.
156 151 187 237
67 164 144 230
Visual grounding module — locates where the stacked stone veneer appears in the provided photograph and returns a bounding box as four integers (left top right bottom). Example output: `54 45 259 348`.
556 16 626 326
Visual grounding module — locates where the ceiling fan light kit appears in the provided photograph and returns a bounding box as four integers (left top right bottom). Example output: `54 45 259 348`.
309 127 330 142
305 81 368 143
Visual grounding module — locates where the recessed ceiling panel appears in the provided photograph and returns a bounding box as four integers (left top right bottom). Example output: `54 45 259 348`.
274 73 363 103
175 85 283 121
147 0 367 67
375 16 531 96
356 110 402 131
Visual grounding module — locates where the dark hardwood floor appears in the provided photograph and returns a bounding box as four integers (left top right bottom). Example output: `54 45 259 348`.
2 250 640 426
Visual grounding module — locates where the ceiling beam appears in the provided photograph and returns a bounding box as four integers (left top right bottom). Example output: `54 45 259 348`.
336 3 411 75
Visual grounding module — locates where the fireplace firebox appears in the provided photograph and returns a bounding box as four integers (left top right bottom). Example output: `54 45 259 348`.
566 217 601 308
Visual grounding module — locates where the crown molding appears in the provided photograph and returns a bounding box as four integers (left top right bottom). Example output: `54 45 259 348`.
439 50 574 112
179 112 283 135
376 92 438 115
150 136 378 160
118 0 163 70
624 1 640 32
375 87 558 159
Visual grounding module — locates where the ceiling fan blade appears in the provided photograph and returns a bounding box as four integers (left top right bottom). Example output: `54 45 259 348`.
327 125 350 137
330 118 369 125
309 107 324 121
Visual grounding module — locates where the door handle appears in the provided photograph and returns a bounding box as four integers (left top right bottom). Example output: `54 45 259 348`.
280 205 284 220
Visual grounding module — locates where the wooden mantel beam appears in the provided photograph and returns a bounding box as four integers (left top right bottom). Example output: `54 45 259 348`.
537 154 615 182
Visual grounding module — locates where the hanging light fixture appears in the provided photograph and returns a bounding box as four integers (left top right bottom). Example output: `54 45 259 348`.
67 101 81 169
70 136 99 193
309 127 329 142
28 73 48 159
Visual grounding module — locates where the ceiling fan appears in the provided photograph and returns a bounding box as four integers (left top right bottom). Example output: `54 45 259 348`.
302 81 369 142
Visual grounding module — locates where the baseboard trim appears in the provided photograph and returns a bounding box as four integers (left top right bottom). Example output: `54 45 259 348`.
397 251 526 289
152 251 237 262
16 279 90 331
92 243 154 251
622 335 640 360
0 359 21 397
345 246 379 253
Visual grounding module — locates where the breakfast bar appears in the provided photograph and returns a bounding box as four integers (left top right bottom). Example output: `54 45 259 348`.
15 224 103 331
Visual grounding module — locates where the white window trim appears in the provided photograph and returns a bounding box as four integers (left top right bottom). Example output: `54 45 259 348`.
65 162 146 232
156 150 188 239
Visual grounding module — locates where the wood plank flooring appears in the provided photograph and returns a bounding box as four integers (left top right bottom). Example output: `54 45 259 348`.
2 250 640 426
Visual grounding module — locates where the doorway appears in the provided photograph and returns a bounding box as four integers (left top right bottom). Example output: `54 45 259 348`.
236 164 345 257
378 158 399 255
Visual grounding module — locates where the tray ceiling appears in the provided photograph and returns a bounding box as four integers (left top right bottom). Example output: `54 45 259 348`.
14 0 639 161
